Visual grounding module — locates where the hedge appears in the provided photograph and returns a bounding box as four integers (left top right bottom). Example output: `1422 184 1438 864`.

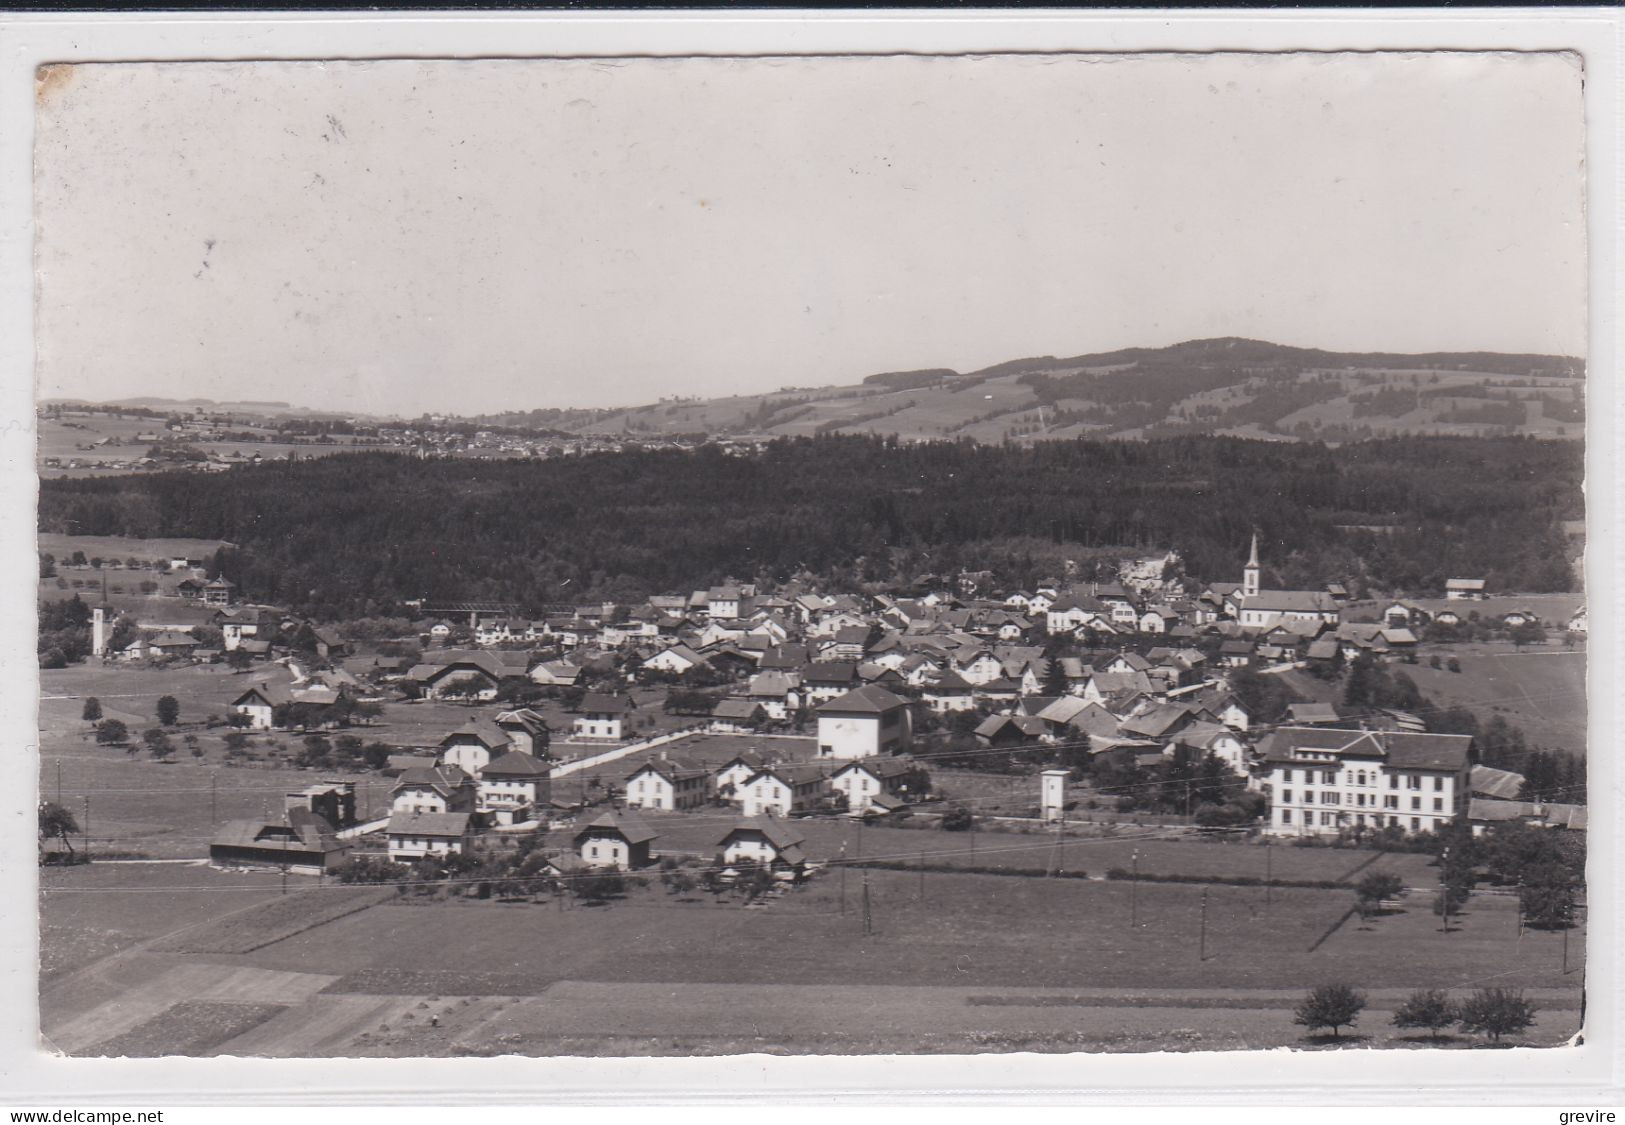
1103 867 1349 890
845 859 1089 880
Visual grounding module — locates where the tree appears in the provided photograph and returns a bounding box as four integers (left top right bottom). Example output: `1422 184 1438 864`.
573 871 626 902
143 727 173 758
39 801 80 858
81 697 102 724
1519 864 1578 930
1456 988 1537 1044
1391 989 1457 1040
1292 983 1366 1039
1041 657 1069 697
156 695 180 727
1355 871 1405 916
94 718 129 745
940 806 975 832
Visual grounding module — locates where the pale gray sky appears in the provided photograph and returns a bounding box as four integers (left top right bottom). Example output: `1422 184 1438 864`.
34 53 1586 415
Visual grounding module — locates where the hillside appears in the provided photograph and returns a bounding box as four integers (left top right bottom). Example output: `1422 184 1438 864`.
478 337 1585 444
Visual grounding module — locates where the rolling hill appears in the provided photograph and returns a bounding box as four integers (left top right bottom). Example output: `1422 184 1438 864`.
478 337 1585 444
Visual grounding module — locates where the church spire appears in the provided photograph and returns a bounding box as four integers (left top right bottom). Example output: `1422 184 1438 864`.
1246 531 1259 569
1243 531 1261 599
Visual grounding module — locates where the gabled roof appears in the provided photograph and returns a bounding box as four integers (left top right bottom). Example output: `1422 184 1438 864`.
831 755 920 781
818 683 909 714
1470 764 1526 800
712 698 767 720
574 809 658 846
387 811 472 838
719 815 806 851
627 757 710 785
974 714 1046 739
440 718 511 750
746 762 830 788
746 670 801 697
393 765 473 797
802 662 859 686
481 750 551 779
1259 726 1472 771
924 671 974 693
233 679 293 708
1285 702 1341 725
579 692 633 714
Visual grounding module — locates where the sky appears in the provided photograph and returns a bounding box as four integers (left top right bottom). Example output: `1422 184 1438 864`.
33 52 1587 416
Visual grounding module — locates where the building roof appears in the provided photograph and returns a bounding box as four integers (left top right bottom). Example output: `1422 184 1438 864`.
481 750 552 779
440 718 511 750
817 683 910 715
1259 726 1472 771
1245 589 1339 613
719 815 807 852
747 762 830 788
1470 764 1527 800
712 698 767 720
831 755 920 781
1285 702 1342 725
579 692 633 714
574 809 658 846
627 756 710 785
387 811 473 838
802 662 859 686
392 765 473 797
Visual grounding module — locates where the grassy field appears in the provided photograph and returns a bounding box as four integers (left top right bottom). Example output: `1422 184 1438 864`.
90 1000 289 1057
1406 644 1587 754
37 533 235 565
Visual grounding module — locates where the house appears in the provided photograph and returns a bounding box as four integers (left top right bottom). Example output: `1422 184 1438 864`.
1256 726 1474 837
230 679 293 730
210 807 346 873
147 631 200 660
1284 702 1343 727
404 652 509 700
706 586 742 621
574 809 658 869
391 765 478 815
1218 639 1255 668
717 817 808 879
829 756 927 814
709 698 769 733
1445 578 1487 601
202 577 237 606
816 684 913 759
1469 764 1527 800
573 693 634 740
974 713 1047 749
714 750 769 802
922 672 977 713
529 660 582 687
387 811 475 860
739 762 831 818
477 750 552 826
495 708 550 757
624 755 712 811
743 670 802 719
175 577 206 600
438 718 515 776
1232 536 1341 630
643 644 708 676
801 662 860 704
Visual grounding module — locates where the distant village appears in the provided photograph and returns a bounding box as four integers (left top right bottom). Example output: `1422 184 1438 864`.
55 530 1587 885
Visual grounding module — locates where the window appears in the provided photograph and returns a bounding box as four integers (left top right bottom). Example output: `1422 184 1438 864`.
1389 775 1399 789
1280 809 1292 824
1407 775 1422 790
1433 776 1445 792
1282 790 1293 805
1410 817 1421 832
1356 793 1366 807
590 846 599 858
1356 771 1366 787
1322 792 1339 805
1322 811 1336 826
1322 770 1336 785
1303 790 1315 804
1282 769 1296 785
1355 814 1366 826
1433 798 1443 812
1411 796 1421 811
1384 795 1398 809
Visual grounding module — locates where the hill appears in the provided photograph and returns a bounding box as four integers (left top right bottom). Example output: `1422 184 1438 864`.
475 337 1585 444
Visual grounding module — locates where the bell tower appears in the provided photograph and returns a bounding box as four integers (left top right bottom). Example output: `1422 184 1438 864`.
1243 532 1260 599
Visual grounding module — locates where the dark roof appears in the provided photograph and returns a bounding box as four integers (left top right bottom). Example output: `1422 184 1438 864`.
579 692 633 714
573 809 658 846
802 662 859 685
1259 726 1472 771
711 698 767 719
440 718 511 750
392 765 473 797
718 816 806 851
832 756 921 781
747 762 830 787
481 750 551 779
817 684 909 714
387 811 472 838
627 757 710 785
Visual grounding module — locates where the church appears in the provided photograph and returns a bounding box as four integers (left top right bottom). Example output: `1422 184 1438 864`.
1232 533 1341 631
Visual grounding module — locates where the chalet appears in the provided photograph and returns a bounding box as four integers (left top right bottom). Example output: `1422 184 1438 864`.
816 684 913 759
1383 601 1432 629
974 713 1047 749
147 631 200 660
210 807 347 873
717 817 808 879
387 811 475 861
709 698 769 733
643 644 708 676
477 750 552 826
743 670 802 719
175 579 206 601
1217 639 1254 668
574 809 658 869
573 693 634 740
624 755 712 811
495 708 550 757
529 660 582 687
202 577 237 606
438 718 514 776
829 756 927 814
1502 608 1540 628
801 662 860 704
1446 578 1487 601
955 648 1005 686
391 765 478 815
740 762 830 818
1257 726 1473 837
706 586 743 621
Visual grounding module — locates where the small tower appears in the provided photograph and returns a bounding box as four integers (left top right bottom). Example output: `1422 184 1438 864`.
91 573 110 659
1040 769 1068 823
1242 531 1261 599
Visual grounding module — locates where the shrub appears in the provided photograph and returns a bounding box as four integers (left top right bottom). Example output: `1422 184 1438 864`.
940 806 975 832
1391 989 1457 1039
1456 988 1537 1044
1293 983 1366 1039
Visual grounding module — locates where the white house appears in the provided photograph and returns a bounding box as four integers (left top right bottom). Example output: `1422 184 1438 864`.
437 718 514 777
714 750 768 803
573 693 634 741
1445 578 1488 601
739 763 830 818
815 684 913 759
624 756 712 811
476 750 551 826
573 809 657 869
390 765 478 815
717 817 808 878
386 811 474 860
829 757 927 814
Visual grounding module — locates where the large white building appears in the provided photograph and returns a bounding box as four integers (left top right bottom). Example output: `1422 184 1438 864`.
815 684 913 759
1256 726 1474 837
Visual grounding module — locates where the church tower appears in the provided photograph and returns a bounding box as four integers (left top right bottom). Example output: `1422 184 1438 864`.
1243 532 1260 599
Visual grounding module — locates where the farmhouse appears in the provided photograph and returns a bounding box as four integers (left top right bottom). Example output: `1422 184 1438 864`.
210 807 347 873
387 811 475 860
438 718 514 776
829 756 927 815
624 755 712 811
574 809 658 870
709 698 769 733
1446 578 1488 601
816 684 913 759
404 651 509 700
1257 726 1474 837
230 680 293 730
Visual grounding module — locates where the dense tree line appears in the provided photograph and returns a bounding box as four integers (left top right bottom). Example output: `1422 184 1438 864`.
36 433 1581 620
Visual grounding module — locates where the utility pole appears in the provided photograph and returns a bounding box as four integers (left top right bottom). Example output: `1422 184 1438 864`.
861 872 873 937
1440 846 1451 934
1130 848 1140 929
839 839 848 915
1264 835 1272 913
1199 887 1209 961
211 774 218 827
56 761 62 806
82 796 90 859
918 849 926 900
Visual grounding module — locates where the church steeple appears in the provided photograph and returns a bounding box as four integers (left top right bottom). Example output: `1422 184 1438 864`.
1243 532 1260 599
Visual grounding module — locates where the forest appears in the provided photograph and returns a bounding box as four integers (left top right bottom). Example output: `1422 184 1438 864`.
36 433 1582 620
